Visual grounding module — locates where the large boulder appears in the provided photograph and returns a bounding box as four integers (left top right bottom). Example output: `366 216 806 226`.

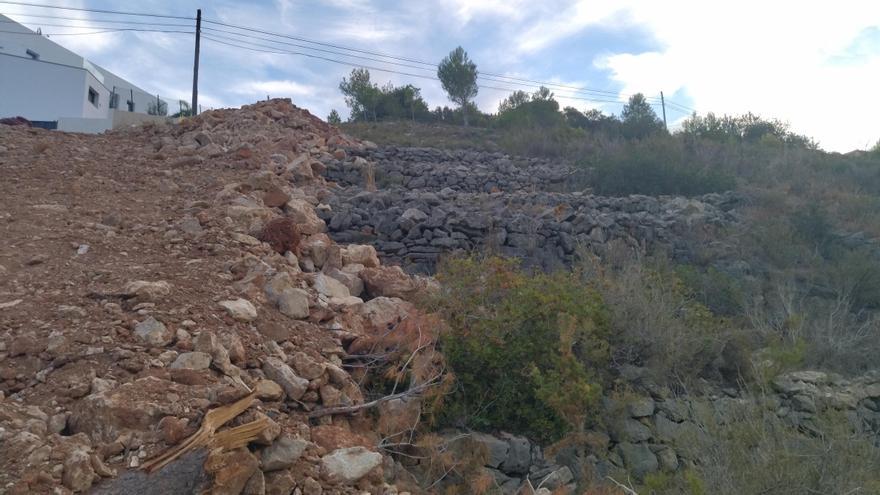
340 245 380 268
69 376 209 443
284 199 325 235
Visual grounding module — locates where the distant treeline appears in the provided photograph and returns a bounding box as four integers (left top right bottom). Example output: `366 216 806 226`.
332 66 819 148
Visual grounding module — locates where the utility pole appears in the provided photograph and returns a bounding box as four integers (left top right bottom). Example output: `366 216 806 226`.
660 91 667 130
191 8 201 116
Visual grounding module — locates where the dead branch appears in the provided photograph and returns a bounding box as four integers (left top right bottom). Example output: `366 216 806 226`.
308 373 441 419
607 476 640 495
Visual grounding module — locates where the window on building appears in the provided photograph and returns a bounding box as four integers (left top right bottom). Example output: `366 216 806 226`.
26 49 39 60
109 92 119 109
88 87 99 107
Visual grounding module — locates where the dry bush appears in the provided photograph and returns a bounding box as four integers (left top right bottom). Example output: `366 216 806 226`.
362 161 377 191
32 141 50 154
694 395 880 495
257 217 301 255
581 250 734 386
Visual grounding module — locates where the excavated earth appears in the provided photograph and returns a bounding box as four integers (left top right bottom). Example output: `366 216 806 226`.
0 100 437 495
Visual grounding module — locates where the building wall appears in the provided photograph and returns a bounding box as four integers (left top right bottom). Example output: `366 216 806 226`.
98 68 161 114
0 53 97 121
80 70 110 119
0 14 167 124
0 15 85 67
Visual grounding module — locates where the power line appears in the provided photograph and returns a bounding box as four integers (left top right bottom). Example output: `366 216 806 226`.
202 17 672 104
200 35 629 105
0 12 194 27
0 3 697 113
203 18 433 66
202 27 670 107
202 27 437 73
0 27 193 36
0 1 193 20
0 19 193 30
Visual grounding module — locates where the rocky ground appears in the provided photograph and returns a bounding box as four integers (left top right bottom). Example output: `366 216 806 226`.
0 100 440 494
3 100 879 495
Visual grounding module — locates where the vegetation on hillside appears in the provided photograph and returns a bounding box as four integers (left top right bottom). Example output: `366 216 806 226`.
331 49 880 493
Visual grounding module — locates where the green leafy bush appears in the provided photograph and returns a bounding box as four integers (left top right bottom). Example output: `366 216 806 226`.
425 256 609 443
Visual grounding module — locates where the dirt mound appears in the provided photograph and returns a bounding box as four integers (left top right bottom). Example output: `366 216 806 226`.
0 99 439 494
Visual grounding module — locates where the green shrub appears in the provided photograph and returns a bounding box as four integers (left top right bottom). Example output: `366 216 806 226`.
425 256 609 443
587 137 735 196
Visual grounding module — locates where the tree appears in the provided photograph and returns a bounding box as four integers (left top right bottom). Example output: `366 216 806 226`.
339 68 380 121
401 84 421 122
498 90 530 113
495 87 563 129
620 93 665 139
437 46 479 126
327 109 341 125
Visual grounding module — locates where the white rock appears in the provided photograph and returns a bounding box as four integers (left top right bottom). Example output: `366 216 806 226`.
123 281 171 300
313 273 350 299
219 298 258 322
320 447 383 483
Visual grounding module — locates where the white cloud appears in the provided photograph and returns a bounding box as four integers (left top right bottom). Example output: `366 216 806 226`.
592 1 880 151
232 79 317 97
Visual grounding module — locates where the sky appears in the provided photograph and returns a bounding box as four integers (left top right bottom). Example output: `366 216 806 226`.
2 0 879 152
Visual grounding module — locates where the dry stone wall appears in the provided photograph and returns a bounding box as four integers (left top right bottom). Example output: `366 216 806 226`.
323 146 741 273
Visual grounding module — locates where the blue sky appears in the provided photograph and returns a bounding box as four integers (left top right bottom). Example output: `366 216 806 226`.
3 0 879 152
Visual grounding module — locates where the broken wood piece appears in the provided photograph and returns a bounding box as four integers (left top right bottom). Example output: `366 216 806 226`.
210 417 271 451
141 391 257 473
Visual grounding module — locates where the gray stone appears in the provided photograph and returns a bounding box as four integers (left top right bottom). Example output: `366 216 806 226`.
261 436 308 471
611 417 652 443
262 357 308 400
536 466 573 491
170 352 212 370
313 273 350 299
615 442 658 480
656 447 679 472
470 433 509 469
628 397 656 418
277 288 310 319
134 317 171 347
320 447 383 483
499 433 531 475
791 394 817 413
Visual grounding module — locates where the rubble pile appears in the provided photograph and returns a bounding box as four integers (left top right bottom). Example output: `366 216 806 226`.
0 100 440 494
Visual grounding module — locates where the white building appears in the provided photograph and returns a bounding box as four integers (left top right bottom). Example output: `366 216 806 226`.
0 14 169 132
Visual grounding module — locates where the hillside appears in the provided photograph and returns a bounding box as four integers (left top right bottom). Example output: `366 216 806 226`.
2 101 880 495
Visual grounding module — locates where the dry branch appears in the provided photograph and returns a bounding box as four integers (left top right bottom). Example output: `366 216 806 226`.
308 375 440 419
